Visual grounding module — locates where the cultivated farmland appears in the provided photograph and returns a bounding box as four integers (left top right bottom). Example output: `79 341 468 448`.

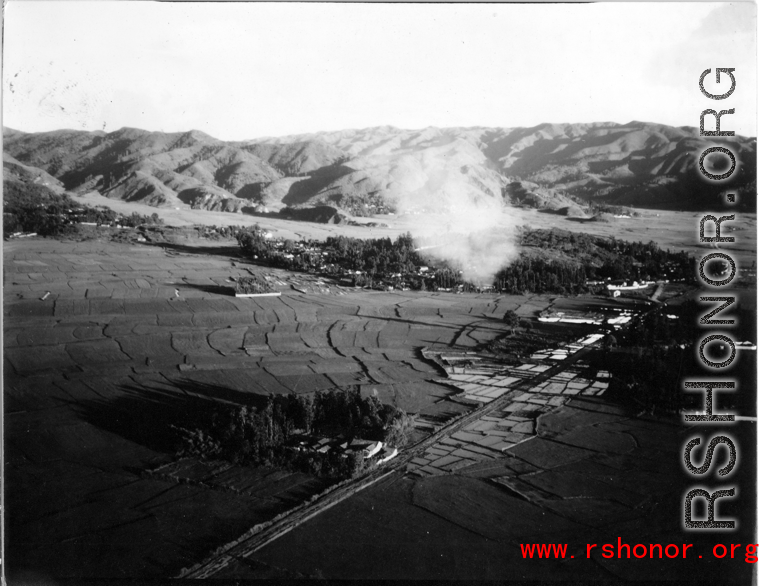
5 232 755 583
4 236 543 579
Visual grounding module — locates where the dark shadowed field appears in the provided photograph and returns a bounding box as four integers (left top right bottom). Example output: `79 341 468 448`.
4 236 545 579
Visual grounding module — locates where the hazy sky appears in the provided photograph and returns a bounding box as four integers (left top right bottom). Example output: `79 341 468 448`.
3 1 756 140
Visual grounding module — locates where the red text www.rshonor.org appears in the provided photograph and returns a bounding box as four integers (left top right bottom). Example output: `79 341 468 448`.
520 539 759 563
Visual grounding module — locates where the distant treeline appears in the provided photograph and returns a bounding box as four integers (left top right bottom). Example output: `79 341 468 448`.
187 224 254 240
3 181 163 236
237 225 695 295
495 229 694 294
238 230 424 275
173 389 413 480
324 232 423 274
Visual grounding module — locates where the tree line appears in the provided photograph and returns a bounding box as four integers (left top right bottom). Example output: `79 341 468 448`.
236 225 695 295
3 181 164 236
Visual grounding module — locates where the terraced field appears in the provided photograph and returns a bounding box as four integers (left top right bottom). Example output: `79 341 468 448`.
4 236 545 579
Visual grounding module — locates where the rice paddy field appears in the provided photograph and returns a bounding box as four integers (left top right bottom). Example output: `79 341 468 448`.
4 230 756 582
4 235 546 579
244 394 755 583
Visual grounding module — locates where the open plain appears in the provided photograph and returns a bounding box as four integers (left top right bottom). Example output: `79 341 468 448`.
75 191 758 266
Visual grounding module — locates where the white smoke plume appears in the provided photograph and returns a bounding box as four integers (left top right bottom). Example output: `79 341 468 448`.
344 130 522 284
391 169 520 285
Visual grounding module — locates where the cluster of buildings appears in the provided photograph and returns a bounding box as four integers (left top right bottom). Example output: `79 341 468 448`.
538 307 636 328
287 435 398 464
528 332 608 360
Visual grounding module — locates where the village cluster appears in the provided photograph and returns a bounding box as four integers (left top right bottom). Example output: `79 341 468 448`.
286 435 398 465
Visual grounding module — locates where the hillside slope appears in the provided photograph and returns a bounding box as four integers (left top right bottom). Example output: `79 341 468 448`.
4 122 755 216
3 151 66 194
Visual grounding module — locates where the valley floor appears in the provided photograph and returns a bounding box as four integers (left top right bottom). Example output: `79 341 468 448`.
4 236 755 582
4 237 539 579
74 191 758 266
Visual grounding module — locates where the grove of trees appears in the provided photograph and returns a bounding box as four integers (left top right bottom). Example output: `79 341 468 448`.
173 389 414 480
3 181 165 236
236 225 695 296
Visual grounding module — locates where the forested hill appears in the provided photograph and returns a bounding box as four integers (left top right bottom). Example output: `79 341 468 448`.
4 122 755 217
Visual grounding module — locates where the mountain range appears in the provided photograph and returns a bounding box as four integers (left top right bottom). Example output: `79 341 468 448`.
4 121 756 217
